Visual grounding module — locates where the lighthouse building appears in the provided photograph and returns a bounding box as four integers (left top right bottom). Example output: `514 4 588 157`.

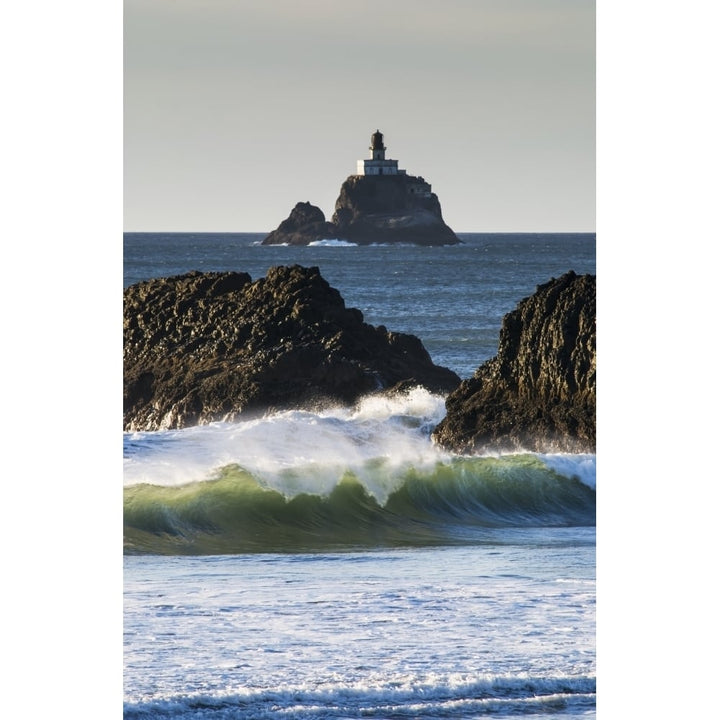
356 130 407 176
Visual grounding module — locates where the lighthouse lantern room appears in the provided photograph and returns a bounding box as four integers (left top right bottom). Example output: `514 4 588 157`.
356 130 406 176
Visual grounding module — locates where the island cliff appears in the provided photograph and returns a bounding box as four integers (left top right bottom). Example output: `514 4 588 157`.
432 271 596 454
124 265 461 431
262 130 460 246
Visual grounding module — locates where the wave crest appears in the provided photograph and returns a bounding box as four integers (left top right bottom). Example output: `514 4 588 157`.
124 390 595 554
124 454 595 554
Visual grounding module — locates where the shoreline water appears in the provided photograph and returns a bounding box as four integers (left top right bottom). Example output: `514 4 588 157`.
124 541 596 718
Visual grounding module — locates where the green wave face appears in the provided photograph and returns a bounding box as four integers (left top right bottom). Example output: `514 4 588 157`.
124 456 595 555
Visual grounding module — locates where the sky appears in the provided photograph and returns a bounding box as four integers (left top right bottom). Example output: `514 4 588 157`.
124 0 596 232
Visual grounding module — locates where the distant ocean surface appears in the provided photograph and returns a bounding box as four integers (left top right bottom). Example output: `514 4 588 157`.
124 232 596 719
124 232 595 379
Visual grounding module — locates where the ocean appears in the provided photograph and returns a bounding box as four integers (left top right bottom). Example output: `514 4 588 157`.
123 232 596 719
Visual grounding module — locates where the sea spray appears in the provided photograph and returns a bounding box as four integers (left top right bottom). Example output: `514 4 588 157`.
123 388 449 493
124 388 595 554
539 453 596 489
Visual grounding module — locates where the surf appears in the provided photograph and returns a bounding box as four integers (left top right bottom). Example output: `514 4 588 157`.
123 672 596 719
124 390 594 554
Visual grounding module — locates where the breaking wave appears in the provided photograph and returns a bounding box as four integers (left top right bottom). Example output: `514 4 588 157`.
124 389 595 555
123 672 596 719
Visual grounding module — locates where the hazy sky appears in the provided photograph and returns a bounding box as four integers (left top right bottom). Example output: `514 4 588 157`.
124 0 595 232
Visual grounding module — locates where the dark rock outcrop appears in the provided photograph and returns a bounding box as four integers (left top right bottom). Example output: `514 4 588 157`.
261 175 460 246
261 201 337 246
330 174 459 245
432 271 596 454
124 265 461 431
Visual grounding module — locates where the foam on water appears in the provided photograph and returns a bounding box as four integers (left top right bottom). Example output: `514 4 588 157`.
306 239 359 247
123 388 449 495
124 546 596 716
123 672 597 719
124 387 595 555
124 388 596 501
539 454 596 489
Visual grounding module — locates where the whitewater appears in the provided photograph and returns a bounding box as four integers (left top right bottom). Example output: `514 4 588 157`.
124 233 596 718
124 388 595 555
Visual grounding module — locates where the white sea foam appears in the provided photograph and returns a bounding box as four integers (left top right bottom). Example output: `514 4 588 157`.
124 679 596 718
124 391 597 502
124 549 596 713
367 242 417 247
306 238 358 247
123 388 449 502
349 386 447 424
538 453 596 489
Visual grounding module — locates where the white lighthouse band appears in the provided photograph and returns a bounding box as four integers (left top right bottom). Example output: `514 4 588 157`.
355 129 407 176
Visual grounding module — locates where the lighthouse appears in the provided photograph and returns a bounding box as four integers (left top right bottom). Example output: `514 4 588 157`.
356 130 406 176
370 129 386 160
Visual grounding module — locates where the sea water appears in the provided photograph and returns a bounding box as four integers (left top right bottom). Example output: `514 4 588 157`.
123 233 596 718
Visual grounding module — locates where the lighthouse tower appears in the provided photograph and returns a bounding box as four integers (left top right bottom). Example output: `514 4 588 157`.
356 130 406 176
370 129 386 160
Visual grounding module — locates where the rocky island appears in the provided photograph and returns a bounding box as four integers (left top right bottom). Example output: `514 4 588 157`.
124 265 461 431
262 130 461 246
432 271 596 454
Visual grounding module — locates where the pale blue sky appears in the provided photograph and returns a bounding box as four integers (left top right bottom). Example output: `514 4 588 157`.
124 0 595 232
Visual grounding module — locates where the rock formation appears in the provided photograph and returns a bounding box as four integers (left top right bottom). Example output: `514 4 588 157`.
261 130 460 246
261 201 337 246
124 265 461 431
262 175 459 247
432 271 596 454
329 174 459 245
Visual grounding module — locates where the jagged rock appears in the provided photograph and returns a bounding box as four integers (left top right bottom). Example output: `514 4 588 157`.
261 201 337 246
330 174 460 245
432 271 596 454
124 265 461 431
